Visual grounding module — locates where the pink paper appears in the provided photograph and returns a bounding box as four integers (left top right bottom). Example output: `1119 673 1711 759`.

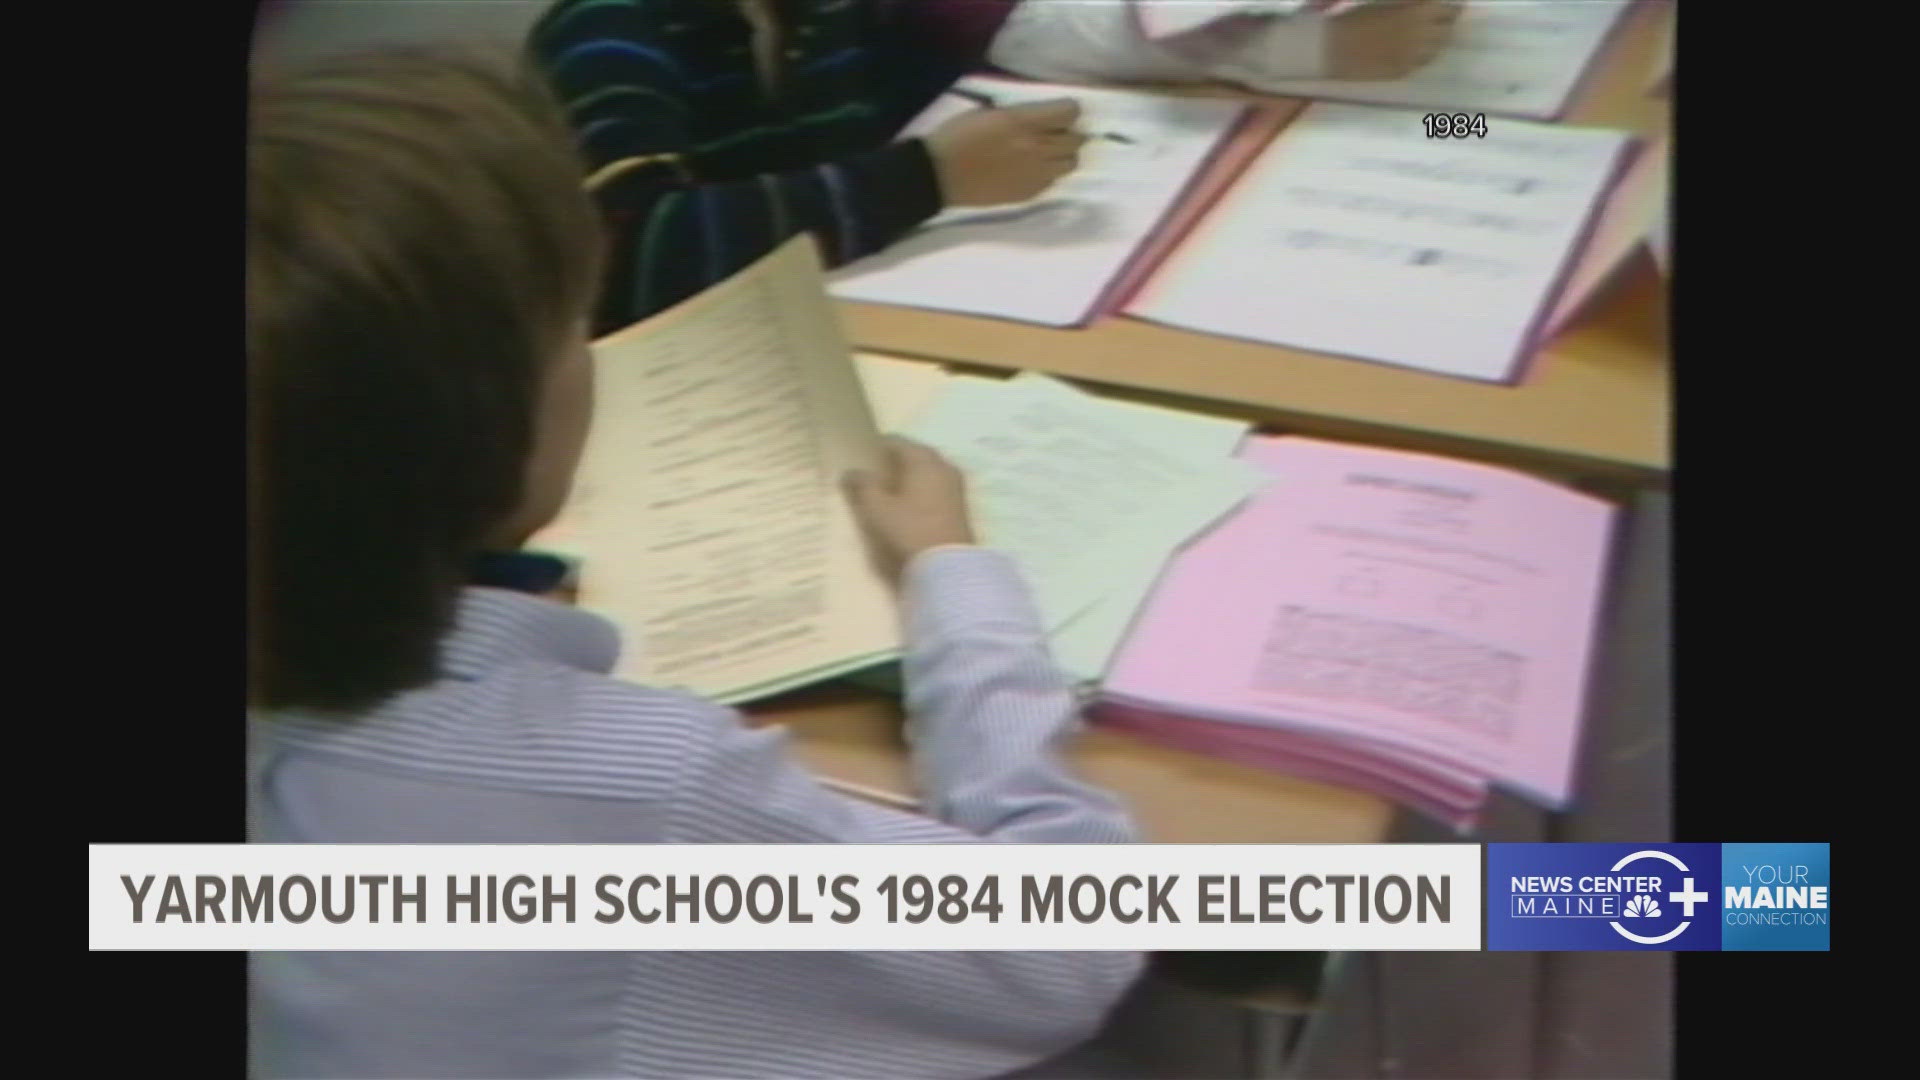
1103 436 1614 807
1098 704 1485 830
1098 703 1486 807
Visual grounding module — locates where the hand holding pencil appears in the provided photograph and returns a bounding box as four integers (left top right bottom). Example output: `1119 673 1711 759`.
923 95 1089 208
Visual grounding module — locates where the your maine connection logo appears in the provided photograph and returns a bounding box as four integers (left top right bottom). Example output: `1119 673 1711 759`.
1484 843 1831 951
1719 843 1829 951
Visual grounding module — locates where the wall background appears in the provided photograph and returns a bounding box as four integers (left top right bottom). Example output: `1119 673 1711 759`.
252 1 553 67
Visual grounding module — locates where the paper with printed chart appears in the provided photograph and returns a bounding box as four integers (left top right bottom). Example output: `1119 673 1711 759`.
829 75 1248 326
1128 101 1632 381
1102 435 1614 807
531 236 903 704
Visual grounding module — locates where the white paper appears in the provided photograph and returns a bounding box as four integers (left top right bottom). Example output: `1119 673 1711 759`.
1137 1 1313 40
1247 1 1632 121
829 76 1246 327
906 374 1259 633
1129 102 1631 382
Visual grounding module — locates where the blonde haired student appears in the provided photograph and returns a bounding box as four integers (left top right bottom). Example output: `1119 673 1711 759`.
247 50 1144 1080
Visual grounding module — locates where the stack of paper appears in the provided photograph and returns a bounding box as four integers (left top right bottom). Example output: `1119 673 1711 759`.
830 75 1250 327
1096 435 1615 830
848 361 1263 687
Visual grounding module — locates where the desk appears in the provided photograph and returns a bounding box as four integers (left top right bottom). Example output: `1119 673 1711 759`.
767 2 1671 846
745 685 1394 843
838 1 1674 484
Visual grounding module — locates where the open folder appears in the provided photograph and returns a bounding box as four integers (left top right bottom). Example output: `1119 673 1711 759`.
1124 102 1635 382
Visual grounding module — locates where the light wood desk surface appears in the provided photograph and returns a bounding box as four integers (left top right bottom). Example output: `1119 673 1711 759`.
838 1 1674 484
758 3 1673 844
746 685 1395 844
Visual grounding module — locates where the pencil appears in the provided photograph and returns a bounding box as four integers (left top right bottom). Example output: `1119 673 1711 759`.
944 87 1135 144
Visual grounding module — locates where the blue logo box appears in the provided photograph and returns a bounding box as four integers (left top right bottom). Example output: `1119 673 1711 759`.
1719 843 1829 951
1486 844 1722 951
1485 844 1830 951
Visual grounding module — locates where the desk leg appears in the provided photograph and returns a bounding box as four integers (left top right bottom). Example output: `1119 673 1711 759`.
1245 1012 1305 1079
1274 952 1343 1079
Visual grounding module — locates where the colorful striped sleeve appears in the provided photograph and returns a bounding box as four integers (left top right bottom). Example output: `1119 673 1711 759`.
588 139 941 332
532 0 949 332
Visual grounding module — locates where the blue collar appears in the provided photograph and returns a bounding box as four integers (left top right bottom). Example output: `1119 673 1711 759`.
470 550 576 596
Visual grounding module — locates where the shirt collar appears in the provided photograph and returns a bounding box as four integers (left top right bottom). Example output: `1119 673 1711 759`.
439 586 622 680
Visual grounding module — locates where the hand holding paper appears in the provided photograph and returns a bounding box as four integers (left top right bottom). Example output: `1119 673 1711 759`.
844 438 978 580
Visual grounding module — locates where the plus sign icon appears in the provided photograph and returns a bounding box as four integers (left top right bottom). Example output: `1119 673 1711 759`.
1485 844 1723 951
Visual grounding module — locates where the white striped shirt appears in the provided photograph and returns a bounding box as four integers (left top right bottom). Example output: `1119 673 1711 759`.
249 547 1146 1079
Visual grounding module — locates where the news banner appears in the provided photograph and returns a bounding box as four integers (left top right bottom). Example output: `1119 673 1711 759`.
90 843 1829 953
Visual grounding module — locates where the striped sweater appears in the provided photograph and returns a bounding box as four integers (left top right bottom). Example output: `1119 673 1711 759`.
529 0 1020 334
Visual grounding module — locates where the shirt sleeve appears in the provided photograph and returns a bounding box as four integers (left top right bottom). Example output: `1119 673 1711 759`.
589 140 943 331
660 547 1142 1061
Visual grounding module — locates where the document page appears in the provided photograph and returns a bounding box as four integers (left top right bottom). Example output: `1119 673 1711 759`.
535 237 899 703
854 353 951 433
1128 102 1631 381
906 374 1259 633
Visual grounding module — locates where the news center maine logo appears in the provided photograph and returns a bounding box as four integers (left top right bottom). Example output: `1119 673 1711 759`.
1486 843 1830 951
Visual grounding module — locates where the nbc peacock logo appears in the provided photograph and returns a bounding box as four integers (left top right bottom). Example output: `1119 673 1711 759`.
1603 850 1707 945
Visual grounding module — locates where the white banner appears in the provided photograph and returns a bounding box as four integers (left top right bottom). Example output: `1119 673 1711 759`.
92 844 1482 951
